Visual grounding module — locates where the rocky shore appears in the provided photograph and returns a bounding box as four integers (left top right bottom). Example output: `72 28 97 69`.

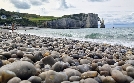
0 31 134 83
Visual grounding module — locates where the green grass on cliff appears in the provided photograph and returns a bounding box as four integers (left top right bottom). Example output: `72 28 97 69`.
28 16 58 22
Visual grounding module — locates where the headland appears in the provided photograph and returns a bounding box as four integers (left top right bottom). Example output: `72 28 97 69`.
0 9 105 29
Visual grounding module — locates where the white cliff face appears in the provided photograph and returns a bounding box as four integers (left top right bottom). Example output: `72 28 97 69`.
94 14 98 27
100 18 105 28
61 18 66 28
102 18 104 24
86 14 90 28
44 13 100 28
86 13 98 28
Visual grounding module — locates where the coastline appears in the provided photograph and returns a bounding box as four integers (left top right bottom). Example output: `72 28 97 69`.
0 28 9 32
0 30 134 83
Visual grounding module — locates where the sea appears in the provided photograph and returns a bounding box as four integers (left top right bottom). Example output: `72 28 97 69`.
13 25 134 48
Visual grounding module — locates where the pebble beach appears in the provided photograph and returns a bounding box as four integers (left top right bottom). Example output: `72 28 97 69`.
0 30 134 83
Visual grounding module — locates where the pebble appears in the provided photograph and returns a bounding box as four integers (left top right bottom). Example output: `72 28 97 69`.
81 71 98 79
38 72 47 81
0 70 16 83
16 50 24 58
64 68 81 78
83 78 98 83
7 77 21 83
45 70 68 83
41 55 56 66
126 66 134 78
69 76 81 82
76 64 90 73
28 76 42 83
0 31 134 83
111 69 126 83
125 75 133 83
20 80 31 83
0 61 36 79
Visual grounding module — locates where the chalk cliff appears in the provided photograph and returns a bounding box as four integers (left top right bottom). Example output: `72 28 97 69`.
43 13 104 28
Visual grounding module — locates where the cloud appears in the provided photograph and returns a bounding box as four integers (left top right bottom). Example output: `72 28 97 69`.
10 0 49 9
99 11 134 25
39 7 48 15
58 0 75 10
58 0 69 10
41 0 49 3
10 0 31 9
29 0 49 6
87 0 110 2
30 0 43 6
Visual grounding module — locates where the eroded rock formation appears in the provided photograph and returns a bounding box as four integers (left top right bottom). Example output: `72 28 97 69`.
43 13 103 29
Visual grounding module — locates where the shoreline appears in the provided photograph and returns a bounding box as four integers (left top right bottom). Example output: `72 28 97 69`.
0 28 9 32
1 28 133 49
13 27 134 48
0 30 134 83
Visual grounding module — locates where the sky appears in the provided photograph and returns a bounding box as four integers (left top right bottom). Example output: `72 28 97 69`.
0 0 134 25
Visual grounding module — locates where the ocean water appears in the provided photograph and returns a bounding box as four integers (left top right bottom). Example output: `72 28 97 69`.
14 27 134 48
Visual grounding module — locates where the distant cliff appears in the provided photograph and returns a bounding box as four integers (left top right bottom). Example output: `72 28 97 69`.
43 13 99 29
0 9 105 28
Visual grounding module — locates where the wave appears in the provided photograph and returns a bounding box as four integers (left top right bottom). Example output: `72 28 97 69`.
58 33 73 37
85 33 102 39
15 27 134 48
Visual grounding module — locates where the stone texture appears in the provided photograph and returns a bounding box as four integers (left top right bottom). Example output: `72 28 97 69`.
100 76 116 83
41 56 55 66
0 61 36 79
0 70 16 83
81 71 98 79
111 69 126 83
84 78 98 83
7 77 21 83
28 76 42 83
126 66 134 78
45 70 68 83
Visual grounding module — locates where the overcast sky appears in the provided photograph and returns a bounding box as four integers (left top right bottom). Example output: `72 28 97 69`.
0 0 134 25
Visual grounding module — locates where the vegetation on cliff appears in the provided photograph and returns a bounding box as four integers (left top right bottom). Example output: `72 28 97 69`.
0 9 57 26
